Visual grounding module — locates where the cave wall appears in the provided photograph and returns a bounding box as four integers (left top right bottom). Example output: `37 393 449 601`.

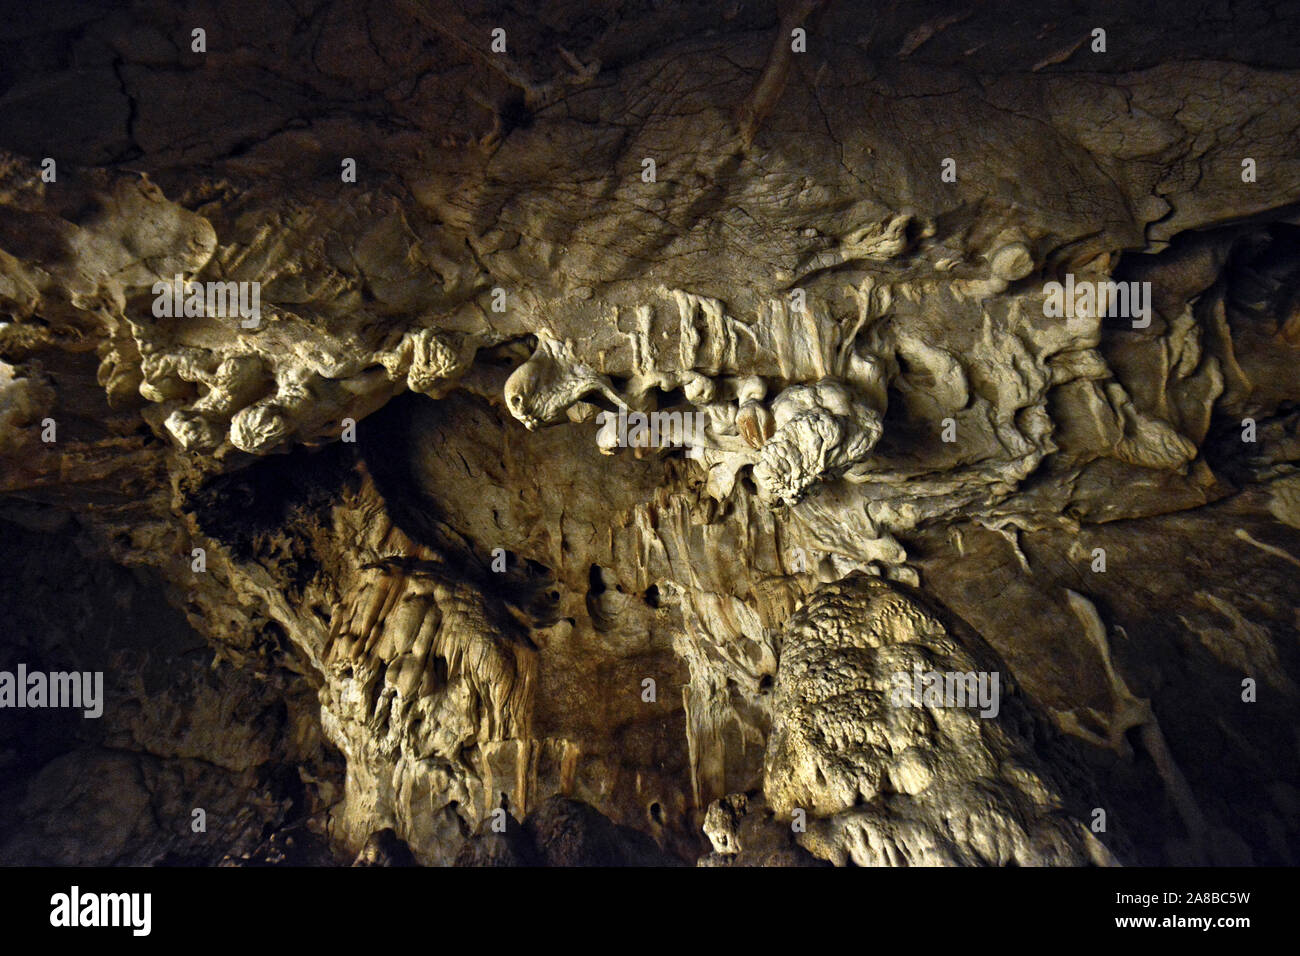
2 0 1299 866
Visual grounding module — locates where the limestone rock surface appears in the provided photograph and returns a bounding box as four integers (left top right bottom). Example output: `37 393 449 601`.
2 0 1299 867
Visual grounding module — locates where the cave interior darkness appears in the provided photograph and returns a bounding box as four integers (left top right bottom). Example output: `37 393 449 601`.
0 0 1299 870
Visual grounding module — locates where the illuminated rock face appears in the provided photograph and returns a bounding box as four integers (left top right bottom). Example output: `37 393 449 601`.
1 0 1300 867
761 573 1115 867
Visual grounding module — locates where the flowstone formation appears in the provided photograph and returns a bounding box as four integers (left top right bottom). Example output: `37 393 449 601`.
2 0 1300 867
760 573 1114 867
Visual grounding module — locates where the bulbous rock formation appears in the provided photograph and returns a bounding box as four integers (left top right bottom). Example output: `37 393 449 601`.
753 379 884 505
763 573 1113 866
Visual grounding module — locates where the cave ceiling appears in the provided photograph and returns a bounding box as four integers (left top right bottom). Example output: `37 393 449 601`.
1 0 1299 872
